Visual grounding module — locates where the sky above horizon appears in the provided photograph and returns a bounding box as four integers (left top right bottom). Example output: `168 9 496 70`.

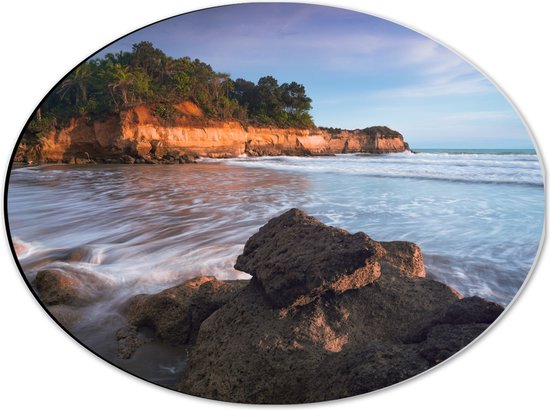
98 3 532 149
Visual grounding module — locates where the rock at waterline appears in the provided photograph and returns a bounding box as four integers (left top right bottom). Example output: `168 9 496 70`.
178 209 503 403
33 267 115 331
33 268 112 306
117 276 247 358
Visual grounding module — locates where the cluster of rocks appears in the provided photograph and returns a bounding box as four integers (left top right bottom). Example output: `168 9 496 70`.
116 209 503 403
16 150 199 166
69 152 198 165
113 152 198 165
32 209 504 403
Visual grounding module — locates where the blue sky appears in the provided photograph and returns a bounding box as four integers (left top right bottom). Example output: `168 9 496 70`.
99 3 532 149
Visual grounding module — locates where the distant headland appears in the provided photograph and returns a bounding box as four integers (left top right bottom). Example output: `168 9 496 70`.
15 41 409 164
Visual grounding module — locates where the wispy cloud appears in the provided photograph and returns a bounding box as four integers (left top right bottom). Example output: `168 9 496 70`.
374 76 492 99
443 111 514 122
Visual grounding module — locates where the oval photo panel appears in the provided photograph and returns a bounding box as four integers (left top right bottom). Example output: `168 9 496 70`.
5 2 544 404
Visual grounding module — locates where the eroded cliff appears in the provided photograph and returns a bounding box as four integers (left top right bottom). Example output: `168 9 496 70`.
15 102 409 164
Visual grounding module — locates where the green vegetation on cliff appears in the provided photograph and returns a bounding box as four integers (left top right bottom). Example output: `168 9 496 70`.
29 41 314 139
319 125 403 139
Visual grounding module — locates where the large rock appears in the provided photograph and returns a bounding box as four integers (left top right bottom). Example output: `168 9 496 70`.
234 208 385 308
120 276 247 355
179 209 504 403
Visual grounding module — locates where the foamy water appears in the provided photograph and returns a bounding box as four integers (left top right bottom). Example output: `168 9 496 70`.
223 152 544 304
223 151 544 187
6 151 545 385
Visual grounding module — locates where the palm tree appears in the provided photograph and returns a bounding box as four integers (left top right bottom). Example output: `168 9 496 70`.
57 64 91 105
108 63 135 107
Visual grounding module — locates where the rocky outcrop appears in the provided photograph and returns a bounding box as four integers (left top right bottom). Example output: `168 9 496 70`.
116 276 247 358
16 102 409 163
177 209 503 404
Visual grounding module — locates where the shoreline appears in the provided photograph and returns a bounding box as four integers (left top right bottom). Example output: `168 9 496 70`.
11 149 413 167
11 150 417 169
10 147 538 169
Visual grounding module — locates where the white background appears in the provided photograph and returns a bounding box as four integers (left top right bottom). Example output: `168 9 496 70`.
0 1 547 408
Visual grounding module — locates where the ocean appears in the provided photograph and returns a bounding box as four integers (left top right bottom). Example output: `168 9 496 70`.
5 150 545 384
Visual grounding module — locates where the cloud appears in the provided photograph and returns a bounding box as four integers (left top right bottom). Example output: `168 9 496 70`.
374 76 492 99
443 111 514 122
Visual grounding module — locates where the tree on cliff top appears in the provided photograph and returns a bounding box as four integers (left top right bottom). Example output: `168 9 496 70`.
231 76 313 128
27 41 315 139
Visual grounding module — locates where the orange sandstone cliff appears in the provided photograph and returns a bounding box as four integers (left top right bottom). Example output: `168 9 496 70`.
15 102 409 164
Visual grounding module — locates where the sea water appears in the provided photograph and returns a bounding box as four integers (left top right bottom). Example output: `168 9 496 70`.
6 150 545 384
224 151 544 305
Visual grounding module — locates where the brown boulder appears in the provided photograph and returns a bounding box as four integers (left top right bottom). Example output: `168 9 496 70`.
121 276 247 350
179 274 461 403
34 268 112 306
234 208 385 308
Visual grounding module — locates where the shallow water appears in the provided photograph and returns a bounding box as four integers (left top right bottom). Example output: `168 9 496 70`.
6 152 545 385
224 152 544 304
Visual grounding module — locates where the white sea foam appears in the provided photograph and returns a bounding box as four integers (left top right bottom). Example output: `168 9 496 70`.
223 152 544 187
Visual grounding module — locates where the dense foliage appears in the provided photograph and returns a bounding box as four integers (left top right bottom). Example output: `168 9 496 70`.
319 125 402 138
30 41 314 136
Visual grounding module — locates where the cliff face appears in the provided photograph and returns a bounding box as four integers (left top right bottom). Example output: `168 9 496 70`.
15 102 409 163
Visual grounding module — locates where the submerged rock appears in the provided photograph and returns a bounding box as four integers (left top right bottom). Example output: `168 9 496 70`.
46 304 86 331
178 209 504 404
116 325 151 360
33 268 112 306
